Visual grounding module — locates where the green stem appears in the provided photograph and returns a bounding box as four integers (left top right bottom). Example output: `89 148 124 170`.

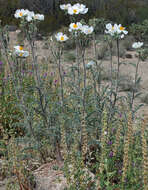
131 52 140 110
113 38 120 106
76 37 81 98
58 46 64 107
82 49 86 112
109 41 113 101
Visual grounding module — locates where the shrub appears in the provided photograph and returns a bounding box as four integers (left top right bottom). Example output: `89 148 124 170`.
130 19 148 41
140 48 148 61
0 82 25 139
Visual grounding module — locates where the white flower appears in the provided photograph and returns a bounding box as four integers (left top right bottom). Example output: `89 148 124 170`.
81 25 94 35
60 4 71 10
105 23 128 38
14 50 29 57
26 12 44 22
67 3 88 15
20 51 29 57
34 14 44 21
132 42 143 49
14 9 29 18
26 11 35 22
55 32 68 42
14 9 44 22
14 45 24 51
86 60 95 68
75 3 88 14
68 4 80 15
14 46 29 57
69 22 82 32
105 23 118 36
118 24 128 35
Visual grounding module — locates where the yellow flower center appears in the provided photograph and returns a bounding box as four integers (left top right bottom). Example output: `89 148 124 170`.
19 53 23 57
73 9 77 13
19 12 23 17
19 46 23 50
120 26 124 31
112 26 114 30
60 36 64 41
73 24 78 28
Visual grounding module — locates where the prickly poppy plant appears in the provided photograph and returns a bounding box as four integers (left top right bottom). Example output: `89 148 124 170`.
0 2 148 190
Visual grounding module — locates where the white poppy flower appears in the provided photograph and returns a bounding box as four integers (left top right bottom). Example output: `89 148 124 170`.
20 51 29 57
14 50 29 57
105 23 118 36
67 4 80 15
67 3 88 15
132 42 144 49
60 4 71 10
14 45 24 51
55 32 68 42
14 46 29 57
14 9 29 18
75 3 88 14
34 14 44 21
117 24 128 35
81 25 94 35
26 11 35 22
105 23 128 37
69 22 82 31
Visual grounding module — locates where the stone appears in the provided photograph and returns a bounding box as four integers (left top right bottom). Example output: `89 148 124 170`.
125 53 132 59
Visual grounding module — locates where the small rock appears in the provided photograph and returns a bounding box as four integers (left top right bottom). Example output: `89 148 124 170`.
125 54 132 59
7 25 17 32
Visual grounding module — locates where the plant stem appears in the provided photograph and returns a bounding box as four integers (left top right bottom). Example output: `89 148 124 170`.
109 41 113 102
75 36 81 99
131 52 140 110
114 38 120 106
82 49 86 112
93 33 97 59
58 46 64 107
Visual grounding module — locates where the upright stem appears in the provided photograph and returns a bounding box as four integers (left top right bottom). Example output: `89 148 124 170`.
25 24 40 86
91 67 97 100
131 52 140 110
114 38 120 106
93 33 97 59
82 49 86 112
75 36 81 98
30 40 40 86
58 46 64 107
109 42 113 101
